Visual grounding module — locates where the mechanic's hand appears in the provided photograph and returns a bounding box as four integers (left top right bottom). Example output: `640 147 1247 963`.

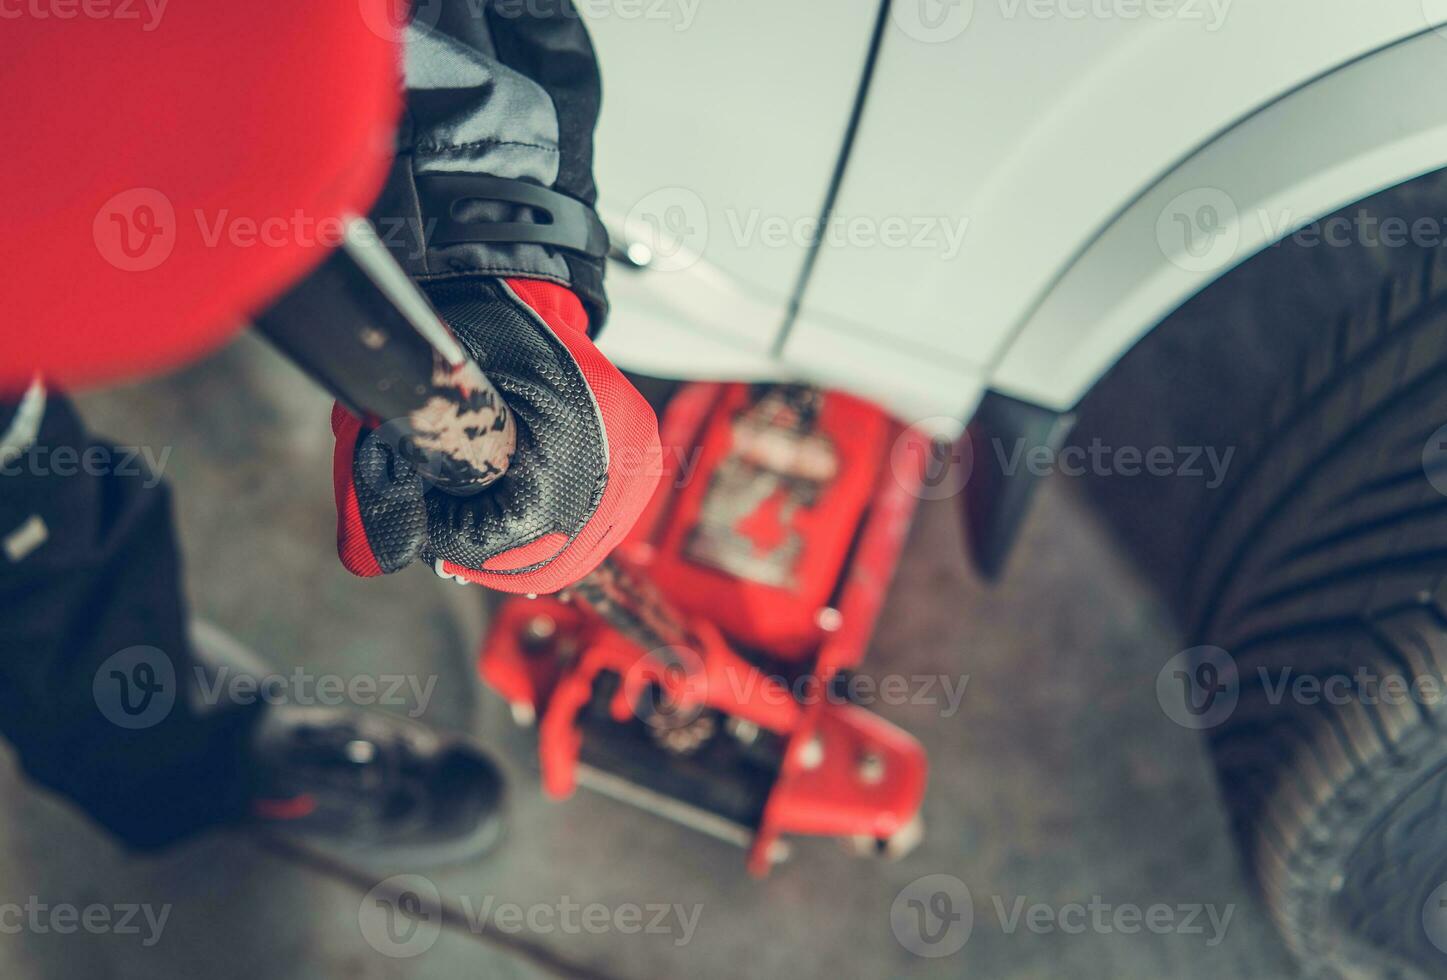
330 278 659 595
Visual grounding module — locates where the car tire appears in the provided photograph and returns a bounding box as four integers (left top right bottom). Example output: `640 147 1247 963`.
1185 243 1447 978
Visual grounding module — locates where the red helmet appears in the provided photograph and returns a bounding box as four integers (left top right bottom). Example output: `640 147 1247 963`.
1 2 402 390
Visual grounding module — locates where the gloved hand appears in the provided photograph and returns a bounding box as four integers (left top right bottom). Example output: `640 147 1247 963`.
330 278 659 595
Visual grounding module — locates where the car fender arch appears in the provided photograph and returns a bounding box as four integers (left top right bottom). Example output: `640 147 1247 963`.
990 27 1447 410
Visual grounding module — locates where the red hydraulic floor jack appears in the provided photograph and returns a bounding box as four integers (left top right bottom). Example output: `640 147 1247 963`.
247 215 932 876
478 382 931 874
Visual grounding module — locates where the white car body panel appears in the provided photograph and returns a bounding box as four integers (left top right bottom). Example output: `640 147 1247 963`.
585 0 880 354
993 28 1447 407
586 1 1447 430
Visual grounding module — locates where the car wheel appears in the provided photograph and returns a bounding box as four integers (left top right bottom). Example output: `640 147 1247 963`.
1186 243 1447 978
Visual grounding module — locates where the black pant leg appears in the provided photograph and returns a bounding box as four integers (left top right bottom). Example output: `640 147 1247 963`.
0 389 264 849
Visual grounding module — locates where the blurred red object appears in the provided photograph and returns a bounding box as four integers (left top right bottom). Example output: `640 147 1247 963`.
1 2 402 390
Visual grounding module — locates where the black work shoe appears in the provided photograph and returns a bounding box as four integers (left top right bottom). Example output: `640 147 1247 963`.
246 704 506 870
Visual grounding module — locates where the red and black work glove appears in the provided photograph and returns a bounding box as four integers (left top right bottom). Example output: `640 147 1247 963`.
331 277 659 595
